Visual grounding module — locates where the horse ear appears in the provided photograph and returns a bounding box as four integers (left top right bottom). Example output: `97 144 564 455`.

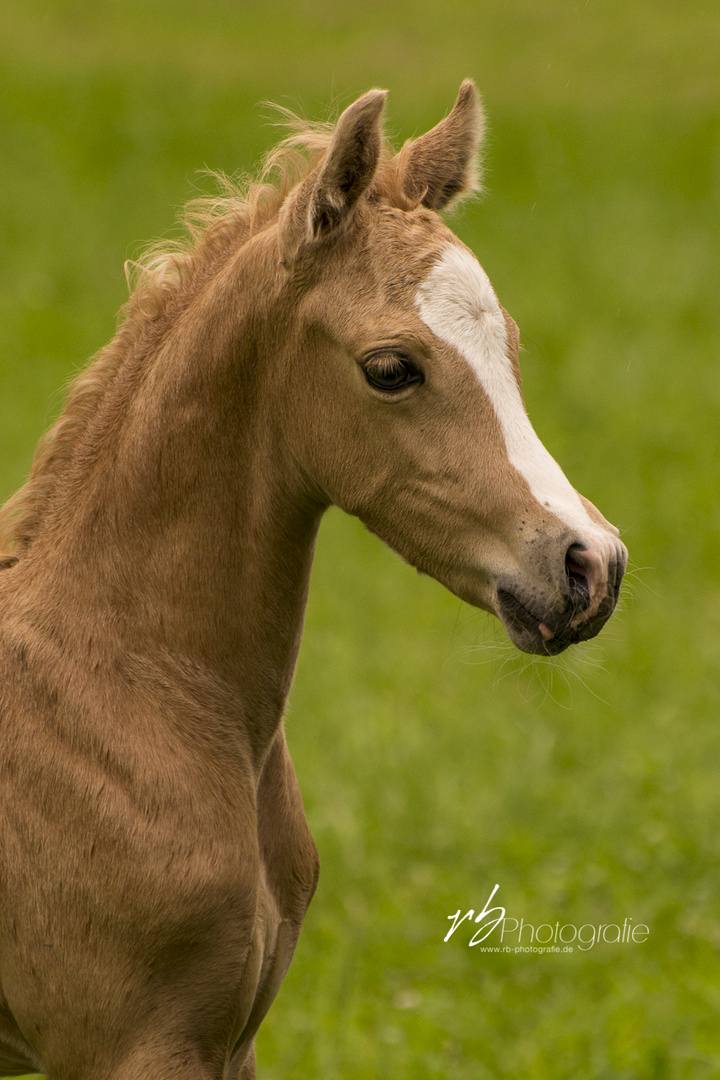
396 80 485 211
279 90 387 262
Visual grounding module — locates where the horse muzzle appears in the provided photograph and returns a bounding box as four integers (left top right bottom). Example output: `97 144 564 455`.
496 535 628 656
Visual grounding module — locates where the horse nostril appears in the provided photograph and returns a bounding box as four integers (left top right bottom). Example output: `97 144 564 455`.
565 544 590 610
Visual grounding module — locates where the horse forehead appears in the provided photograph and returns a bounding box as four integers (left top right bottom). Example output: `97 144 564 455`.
415 242 503 330
299 210 453 323
414 243 513 393
367 207 457 294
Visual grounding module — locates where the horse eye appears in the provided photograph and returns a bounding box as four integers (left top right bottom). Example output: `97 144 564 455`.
363 354 422 392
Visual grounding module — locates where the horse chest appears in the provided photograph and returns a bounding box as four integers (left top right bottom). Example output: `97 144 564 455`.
0 702 311 1074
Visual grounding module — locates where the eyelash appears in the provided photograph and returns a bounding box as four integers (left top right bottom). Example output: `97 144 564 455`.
362 352 424 393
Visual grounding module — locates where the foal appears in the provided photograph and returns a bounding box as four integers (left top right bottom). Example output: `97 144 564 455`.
0 82 626 1078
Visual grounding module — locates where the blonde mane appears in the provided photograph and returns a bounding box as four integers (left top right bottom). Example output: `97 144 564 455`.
0 111 410 563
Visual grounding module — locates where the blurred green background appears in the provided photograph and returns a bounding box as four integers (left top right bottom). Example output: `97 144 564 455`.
1 1 719 1077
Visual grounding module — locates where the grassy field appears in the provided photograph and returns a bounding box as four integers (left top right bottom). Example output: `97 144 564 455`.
1 1 719 1077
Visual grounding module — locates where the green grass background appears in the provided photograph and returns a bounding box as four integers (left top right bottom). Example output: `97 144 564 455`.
1 1 719 1076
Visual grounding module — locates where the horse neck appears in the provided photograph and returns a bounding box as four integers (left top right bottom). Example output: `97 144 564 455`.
23 232 323 762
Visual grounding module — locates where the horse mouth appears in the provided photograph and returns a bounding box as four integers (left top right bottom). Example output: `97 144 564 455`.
496 590 572 656
496 587 619 657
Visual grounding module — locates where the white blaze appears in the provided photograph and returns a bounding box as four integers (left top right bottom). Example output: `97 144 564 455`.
415 243 598 538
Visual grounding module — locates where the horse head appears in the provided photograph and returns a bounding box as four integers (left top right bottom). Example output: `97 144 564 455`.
273 82 626 654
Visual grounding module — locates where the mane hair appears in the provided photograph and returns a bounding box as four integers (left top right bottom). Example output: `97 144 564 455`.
0 107 426 564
